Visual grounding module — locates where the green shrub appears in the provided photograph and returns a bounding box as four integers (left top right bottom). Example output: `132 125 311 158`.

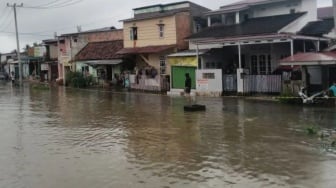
31 83 50 90
66 72 91 88
306 126 319 135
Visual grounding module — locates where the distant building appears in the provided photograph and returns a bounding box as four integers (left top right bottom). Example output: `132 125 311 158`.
57 27 123 84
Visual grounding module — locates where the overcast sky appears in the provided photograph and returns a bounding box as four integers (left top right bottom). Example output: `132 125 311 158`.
0 0 333 53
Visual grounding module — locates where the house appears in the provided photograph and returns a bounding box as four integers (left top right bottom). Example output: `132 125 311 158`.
280 5 336 94
0 51 26 79
42 39 59 82
117 1 210 92
0 52 16 75
74 40 125 86
280 51 336 93
57 27 123 85
24 45 46 80
187 0 331 95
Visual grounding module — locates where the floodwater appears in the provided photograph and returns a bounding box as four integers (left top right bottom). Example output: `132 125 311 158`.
0 83 335 188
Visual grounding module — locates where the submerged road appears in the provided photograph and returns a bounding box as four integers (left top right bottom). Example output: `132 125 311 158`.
0 83 335 188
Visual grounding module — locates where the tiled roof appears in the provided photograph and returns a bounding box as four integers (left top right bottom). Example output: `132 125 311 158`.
299 18 334 37
117 45 176 55
75 40 123 61
188 13 305 39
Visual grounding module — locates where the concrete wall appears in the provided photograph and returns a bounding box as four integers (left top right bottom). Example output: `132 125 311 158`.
123 16 177 48
252 0 316 20
175 12 192 50
49 44 58 59
196 69 222 96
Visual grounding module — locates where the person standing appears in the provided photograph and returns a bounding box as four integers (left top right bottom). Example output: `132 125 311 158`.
185 73 191 95
329 81 336 96
11 71 15 85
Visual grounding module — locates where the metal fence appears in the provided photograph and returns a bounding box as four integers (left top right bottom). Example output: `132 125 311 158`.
243 75 282 93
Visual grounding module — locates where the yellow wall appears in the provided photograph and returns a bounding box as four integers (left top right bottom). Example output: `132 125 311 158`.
124 16 177 48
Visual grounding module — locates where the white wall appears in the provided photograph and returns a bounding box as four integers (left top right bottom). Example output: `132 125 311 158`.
252 0 316 20
196 69 222 96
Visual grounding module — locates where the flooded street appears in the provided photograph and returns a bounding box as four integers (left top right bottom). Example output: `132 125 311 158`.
0 83 335 188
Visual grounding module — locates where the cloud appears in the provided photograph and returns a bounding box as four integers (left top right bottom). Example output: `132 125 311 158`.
0 0 333 53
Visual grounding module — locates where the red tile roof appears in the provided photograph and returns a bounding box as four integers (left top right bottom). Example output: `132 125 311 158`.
117 45 176 55
280 52 336 65
75 40 123 61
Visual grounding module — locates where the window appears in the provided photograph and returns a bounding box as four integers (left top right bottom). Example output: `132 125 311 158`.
251 54 272 75
251 55 258 74
159 56 166 74
267 55 272 74
290 9 295 14
203 73 215 79
82 66 89 76
259 55 266 75
196 24 201 32
158 24 164 38
130 27 138 40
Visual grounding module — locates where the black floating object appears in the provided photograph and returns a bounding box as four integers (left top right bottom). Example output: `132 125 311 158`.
184 104 206 112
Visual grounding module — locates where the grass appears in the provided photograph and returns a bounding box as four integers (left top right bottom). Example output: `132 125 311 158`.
31 83 50 90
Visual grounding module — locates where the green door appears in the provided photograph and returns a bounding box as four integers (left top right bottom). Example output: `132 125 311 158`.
171 66 196 89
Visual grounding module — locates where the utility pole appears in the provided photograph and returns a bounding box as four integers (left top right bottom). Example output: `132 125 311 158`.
7 3 23 86
333 0 336 35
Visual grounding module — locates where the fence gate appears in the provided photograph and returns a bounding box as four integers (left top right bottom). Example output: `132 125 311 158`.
223 74 237 92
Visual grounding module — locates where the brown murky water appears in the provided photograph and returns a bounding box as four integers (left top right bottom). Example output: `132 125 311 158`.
0 83 335 188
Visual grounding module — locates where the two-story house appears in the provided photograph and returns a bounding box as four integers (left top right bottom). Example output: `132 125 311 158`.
57 27 123 85
187 0 332 95
117 1 210 92
42 39 59 82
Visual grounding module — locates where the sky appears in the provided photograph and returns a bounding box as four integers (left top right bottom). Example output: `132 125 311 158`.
0 0 333 53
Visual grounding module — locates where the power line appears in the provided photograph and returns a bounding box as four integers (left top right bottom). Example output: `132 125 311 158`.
0 31 53 37
0 8 12 29
22 0 85 9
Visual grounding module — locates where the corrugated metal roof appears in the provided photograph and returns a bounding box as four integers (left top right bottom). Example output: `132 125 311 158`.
299 18 334 37
280 52 336 65
167 50 209 57
188 13 305 39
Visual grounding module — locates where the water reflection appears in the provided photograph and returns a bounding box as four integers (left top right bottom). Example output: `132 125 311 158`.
0 84 335 188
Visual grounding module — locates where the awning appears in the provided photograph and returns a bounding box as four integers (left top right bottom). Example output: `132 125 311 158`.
83 59 122 66
117 45 176 55
280 52 336 66
167 49 209 57
274 65 300 72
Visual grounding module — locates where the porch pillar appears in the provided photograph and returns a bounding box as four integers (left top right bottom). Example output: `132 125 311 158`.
303 40 306 53
235 12 240 24
207 16 211 27
238 43 242 68
290 39 294 56
196 44 200 69
237 43 244 94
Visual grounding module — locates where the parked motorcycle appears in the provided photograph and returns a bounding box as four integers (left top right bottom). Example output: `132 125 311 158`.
298 87 329 104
